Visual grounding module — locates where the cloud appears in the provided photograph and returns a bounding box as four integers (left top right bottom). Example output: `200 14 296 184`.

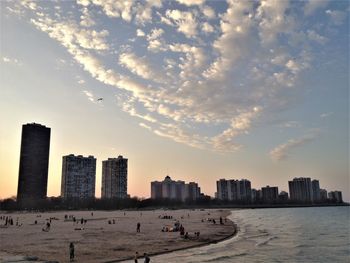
77 0 162 24
270 133 318 161
212 107 262 152
176 0 205 6
202 22 214 33
1 56 23 65
201 5 216 19
82 90 101 104
307 30 328 44
119 51 165 83
14 0 345 154
165 9 198 38
139 122 152 130
136 29 145 37
326 10 346 25
80 7 95 27
304 0 329 16
320 112 333 118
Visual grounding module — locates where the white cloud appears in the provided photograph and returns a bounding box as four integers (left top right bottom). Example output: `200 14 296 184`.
201 5 215 19
212 107 262 152
146 28 167 52
80 7 95 27
83 90 97 103
16 1 345 154
326 9 346 25
304 0 329 16
320 112 333 118
307 30 328 44
202 22 214 33
136 29 145 37
165 9 198 38
270 134 317 161
1 56 23 65
175 0 205 6
139 122 152 130
119 52 165 83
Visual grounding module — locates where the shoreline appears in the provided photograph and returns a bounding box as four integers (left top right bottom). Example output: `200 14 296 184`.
104 210 237 263
0 209 237 263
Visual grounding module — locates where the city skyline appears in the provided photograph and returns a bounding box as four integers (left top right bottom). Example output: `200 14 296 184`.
0 1 349 201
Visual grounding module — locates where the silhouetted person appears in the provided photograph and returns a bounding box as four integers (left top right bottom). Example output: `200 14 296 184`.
144 253 150 263
220 217 223 225
134 251 139 263
69 242 75 261
137 222 141 233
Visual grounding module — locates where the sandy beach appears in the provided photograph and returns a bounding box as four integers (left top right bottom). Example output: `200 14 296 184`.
0 209 236 262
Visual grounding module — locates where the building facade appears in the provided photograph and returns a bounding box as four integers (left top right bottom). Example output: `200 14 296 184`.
261 186 279 202
216 179 252 202
17 123 51 201
101 156 128 199
312 180 321 202
278 191 289 201
185 182 201 201
61 154 96 199
328 191 343 203
320 189 328 201
288 177 313 202
151 176 201 201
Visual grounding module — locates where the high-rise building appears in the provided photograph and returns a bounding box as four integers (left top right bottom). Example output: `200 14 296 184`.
261 186 279 202
151 181 163 199
288 177 313 202
17 123 51 201
151 176 201 201
278 191 289 201
185 182 201 201
320 189 328 201
312 180 321 202
216 179 229 200
216 179 251 202
328 191 343 203
101 156 128 199
61 154 96 199
239 179 252 201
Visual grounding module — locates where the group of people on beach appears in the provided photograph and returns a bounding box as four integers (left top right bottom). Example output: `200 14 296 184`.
1 216 14 226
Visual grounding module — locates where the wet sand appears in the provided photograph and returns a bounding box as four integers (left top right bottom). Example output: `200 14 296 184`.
0 209 236 263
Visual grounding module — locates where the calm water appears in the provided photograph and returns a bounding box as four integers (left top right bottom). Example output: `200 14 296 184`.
135 207 350 262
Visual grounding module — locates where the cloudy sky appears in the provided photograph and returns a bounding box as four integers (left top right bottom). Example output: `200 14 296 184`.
0 0 348 200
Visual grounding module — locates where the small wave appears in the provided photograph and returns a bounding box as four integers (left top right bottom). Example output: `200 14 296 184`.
245 233 269 239
203 252 248 262
255 236 278 247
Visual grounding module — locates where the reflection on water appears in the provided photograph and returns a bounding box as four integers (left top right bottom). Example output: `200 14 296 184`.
124 207 350 262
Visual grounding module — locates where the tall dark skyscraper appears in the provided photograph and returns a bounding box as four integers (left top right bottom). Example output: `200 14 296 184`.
17 123 51 201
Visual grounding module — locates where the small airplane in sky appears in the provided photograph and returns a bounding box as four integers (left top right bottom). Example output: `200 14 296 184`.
97 98 103 101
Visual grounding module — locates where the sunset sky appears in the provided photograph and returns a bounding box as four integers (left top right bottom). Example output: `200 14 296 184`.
0 0 348 201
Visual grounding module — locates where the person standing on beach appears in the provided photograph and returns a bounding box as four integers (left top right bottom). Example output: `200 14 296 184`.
134 251 139 263
137 222 141 233
69 242 75 262
144 253 150 263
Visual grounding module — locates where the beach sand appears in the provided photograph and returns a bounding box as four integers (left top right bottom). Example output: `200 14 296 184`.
0 209 236 263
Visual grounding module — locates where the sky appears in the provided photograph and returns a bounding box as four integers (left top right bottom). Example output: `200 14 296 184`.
0 0 349 201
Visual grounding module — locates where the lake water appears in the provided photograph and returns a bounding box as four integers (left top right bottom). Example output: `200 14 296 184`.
145 207 350 262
